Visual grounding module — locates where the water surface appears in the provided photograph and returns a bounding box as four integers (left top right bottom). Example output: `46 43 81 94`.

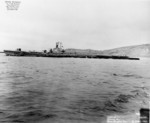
0 54 150 123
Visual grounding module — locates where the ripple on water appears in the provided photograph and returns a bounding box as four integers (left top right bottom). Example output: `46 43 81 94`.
0 57 149 123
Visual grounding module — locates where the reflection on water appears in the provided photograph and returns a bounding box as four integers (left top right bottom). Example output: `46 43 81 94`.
0 55 150 123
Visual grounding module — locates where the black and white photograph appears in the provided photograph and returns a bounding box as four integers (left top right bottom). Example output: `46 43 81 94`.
0 0 150 122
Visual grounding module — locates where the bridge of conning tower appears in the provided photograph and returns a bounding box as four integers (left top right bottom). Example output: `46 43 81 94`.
56 42 63 49
51 42 65 53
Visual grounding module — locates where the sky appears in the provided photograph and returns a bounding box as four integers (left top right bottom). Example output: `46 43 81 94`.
0 0 150 51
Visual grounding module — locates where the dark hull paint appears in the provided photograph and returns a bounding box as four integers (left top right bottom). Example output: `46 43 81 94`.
4 50 140 60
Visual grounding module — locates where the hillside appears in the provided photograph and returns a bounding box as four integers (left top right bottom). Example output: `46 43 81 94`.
102 44 150 57
66 44 150 57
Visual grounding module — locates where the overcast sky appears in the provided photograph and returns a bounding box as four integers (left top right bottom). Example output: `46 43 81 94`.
0 0 150 51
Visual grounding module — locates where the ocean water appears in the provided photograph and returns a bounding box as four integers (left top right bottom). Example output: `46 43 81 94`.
0 53 150 123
